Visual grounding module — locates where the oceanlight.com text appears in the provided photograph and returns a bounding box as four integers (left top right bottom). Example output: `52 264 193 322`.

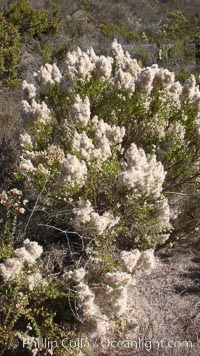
21 337 193 352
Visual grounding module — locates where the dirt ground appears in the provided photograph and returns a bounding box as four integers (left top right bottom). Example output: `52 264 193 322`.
132 234 200 356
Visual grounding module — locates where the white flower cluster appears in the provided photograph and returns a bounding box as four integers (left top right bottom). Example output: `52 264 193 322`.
27 40 200 133
0 188 27 214
91 116 125 143
20 133 33 149
69 267 86 282
20 157 35 175
103 271 132 318
196 115 200 135
22 99 51 124
67 268 107 336
72 130 111 162
111 40 141 94
133 64 200 112
19 143 65 179
69 251 155 338
27 272 43 291
15 239 43 264
135 65 157 95
120 249 156 273
111 39 141 77
23 144 64 168
154 198 171 225
135 249 156 271
118 143 166 197
77 282 108 337
0 258 23 282
0 239 43 282
168 80 182 98
149 115 168 139
35 63 62 88
166 121 185 142
93 55 113 79
22 80 36 100
120 249 141 273
135 64 174 95
71 131 94 160
59 154 87 187
112 68 136 94
71 116 125 162
71 199 120 235
20 143 65 182
153 67 175 89
70 95 91 126
71 270 131 337
153 198 172 244
181 75 200 110
66 47 95 79
66 46 113 80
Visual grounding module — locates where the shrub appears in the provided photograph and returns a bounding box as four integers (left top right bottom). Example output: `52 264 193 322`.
0 0 62 83
0 14 21 80
161 11 188 40
4 0 61 38
0 134 20 190
100 23 139 41
1 40 200 352
17 40 200 254
19 51 173 252
0 193 76 355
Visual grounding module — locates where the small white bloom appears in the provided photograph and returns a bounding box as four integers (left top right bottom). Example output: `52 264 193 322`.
70 95 91 126
72 268 86 282
0 258 23 282
120 249 141 273
22 80 37 100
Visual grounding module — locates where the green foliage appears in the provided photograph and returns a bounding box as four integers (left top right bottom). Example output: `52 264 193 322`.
193 35 200 64
0 272 75 354
0 192 80 355
38 43 53 64
0 134 20 190
0 193 23 262
5 0 61 38
0 14 21 81
175 70 191 83
100 23 139 41
161 11 187 40
0 0 62 83
53 42 74 62
82 9 94 23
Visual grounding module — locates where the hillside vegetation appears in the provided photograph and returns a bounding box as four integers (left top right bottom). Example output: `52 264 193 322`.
1 1 200 355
